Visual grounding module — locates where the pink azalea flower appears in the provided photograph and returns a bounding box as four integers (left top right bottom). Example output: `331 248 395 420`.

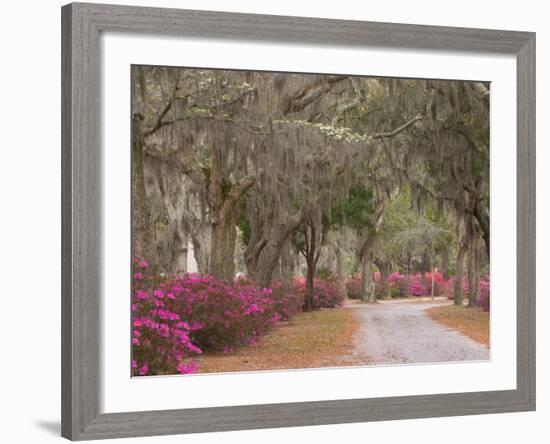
177 361 198 374
135 290 148 300
139 363 149 376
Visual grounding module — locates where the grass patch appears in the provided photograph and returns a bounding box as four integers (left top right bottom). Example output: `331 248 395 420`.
197 307 359 374
427 304 490 348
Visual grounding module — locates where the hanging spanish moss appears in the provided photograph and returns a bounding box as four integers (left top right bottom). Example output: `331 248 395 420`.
131 65 489 309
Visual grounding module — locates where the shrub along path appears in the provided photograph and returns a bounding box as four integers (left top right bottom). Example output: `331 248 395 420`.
347 300 489 365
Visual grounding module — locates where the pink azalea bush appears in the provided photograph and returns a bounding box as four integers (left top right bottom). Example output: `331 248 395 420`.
234 276 304 321
132 261 203 377
132 257 489 377
445 275 490 311
346 272 414 299
346 271 469 300
347 272 412 299
443 276 469 300
406 272 446 296
293 275 344 309
422 272 490 311
345 273 362 299
477 278 490 311
170 275 282 352
269 280 305 320
132 260 308 376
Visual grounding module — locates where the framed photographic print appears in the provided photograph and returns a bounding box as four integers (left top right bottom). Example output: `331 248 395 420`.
61 2 535 440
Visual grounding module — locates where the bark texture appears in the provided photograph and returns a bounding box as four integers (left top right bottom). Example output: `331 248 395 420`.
132 113 152 261
454 237 467 306
208 147 256 280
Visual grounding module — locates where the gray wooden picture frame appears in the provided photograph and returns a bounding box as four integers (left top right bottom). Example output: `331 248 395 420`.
61 2 536 440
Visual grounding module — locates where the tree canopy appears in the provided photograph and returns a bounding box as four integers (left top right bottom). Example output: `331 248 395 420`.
131 66 489 308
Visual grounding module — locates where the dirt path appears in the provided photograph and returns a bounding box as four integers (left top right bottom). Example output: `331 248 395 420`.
347 300 490 365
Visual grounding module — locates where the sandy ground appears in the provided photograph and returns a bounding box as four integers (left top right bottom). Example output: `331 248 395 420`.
347 300 490 365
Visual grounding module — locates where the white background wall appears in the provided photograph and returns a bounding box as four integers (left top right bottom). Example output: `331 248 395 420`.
0 1 546 443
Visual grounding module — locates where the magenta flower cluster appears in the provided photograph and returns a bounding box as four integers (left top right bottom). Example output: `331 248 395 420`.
477 279 490 311
132 261 204 377
168 274 284 352
404 272 447 296
266 279 305 321
132 261 324 376
346 271 489 310
445 275 490 311
293 275 344 309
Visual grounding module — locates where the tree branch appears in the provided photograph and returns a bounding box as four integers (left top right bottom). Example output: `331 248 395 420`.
220 175 257 222
372 115 423 139
467 82 490 113
144 85 256 136
332 78 363 126
282 76 347 114
143 78 181 136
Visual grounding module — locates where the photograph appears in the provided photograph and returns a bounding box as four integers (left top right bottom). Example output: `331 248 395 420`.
130 66 491 377
0 0 542 442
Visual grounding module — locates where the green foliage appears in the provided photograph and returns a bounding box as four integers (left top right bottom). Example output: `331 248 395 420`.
153 215 170 232
425 159 438 177
237 213 251 246
373 190 415 261
332 185 374 232
315 267 332 279
392 218 451 262
221 178 232 199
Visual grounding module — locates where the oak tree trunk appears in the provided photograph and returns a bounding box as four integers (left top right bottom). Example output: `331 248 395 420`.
280 240 294 292
420 252 429 289
132 114 152 262
467 227 480 307
304 256 315 312
208 146 256 281
335 246 348 301
326 252 334 273
359 237 376 303
379 263 390 299
248 210 307 288
210 213 238 280
441 247 449 280
430 262 435 300
301 221 320 312
191 228 211 275
406 254 412 297
454 238 467 306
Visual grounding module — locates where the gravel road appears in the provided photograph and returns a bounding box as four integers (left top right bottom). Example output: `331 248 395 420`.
348 301 489 365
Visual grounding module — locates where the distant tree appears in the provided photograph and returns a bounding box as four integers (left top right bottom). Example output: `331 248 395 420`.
393 219 451 299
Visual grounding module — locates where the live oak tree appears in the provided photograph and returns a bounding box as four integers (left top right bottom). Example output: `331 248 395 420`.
132 67 258 279
371 79 490 306
371 189 416 298
131 66 489 309
393 219 451 300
